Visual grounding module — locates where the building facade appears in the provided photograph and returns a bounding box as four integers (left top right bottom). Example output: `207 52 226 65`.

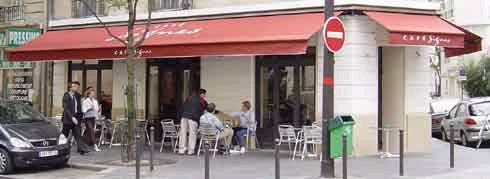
8 0 481 156
439 0 490 98
0 0 48 111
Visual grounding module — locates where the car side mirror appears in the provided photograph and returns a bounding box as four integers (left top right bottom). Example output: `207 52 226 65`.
445 115 451 120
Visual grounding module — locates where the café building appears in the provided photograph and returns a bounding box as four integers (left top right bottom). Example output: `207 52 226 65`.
8 0 481 155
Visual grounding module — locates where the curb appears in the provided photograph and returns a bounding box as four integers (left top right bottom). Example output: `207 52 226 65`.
68 163 109 172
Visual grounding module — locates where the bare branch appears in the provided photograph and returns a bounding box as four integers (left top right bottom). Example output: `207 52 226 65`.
135 0 152 47
78 0 127 45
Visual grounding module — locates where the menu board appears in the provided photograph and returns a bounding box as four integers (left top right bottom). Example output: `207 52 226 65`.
6 70 33 101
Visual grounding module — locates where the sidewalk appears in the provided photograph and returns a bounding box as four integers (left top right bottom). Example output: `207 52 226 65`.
60 138 490 179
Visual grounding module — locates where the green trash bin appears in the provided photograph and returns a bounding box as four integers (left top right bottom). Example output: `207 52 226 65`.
328 115 355 159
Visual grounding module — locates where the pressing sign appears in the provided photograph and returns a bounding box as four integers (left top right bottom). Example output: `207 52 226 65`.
322 17 345 53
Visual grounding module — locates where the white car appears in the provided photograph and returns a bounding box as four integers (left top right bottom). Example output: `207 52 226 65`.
430 98 459 134
440 97 490 147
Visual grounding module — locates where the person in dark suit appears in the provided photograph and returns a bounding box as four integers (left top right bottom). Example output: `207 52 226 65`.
62 81 90 155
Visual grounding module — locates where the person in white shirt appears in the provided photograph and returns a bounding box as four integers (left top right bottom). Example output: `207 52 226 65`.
230 101 256 154
82 89 101 152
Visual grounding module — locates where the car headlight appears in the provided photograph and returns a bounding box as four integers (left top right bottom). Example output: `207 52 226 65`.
10 137 31 148
58 134 68 145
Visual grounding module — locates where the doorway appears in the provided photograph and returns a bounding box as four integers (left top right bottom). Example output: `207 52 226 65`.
255 54 316 148
68 60 113 119
146 58 200 122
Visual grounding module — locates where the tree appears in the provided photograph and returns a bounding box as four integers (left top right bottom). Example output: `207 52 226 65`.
78 0 153 161
430 47 443 97
464 56 490 97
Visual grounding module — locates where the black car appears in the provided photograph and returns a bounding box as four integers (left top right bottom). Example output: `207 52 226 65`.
0 99 70 174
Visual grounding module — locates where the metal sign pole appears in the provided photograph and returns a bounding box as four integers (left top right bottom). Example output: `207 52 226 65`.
321 0 335 177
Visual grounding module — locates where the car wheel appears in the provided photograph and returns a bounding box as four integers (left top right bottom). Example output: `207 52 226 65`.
441 128 448 141
0 148 14 174
461 132 475 147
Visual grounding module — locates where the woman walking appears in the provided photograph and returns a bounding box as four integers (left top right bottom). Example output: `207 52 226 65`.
82 89 101 152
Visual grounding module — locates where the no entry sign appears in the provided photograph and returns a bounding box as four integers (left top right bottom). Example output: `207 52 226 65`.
322 17 345 53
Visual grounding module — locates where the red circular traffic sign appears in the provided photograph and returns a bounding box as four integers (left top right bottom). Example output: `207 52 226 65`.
322 17 345 53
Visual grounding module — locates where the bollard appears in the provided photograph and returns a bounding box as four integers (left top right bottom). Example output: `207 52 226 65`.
204 141 210 179
399 129 404 176
450 124 454 168
135 133 141 179
150 126 155 171
342 133 347 179
275 139 280 179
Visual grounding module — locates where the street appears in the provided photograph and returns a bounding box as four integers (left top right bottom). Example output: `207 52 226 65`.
2 138 490 179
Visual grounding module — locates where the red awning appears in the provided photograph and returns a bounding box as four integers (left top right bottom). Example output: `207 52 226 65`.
8 13 324 61
443 21 482 58
364 11 465 48
364 11 481 57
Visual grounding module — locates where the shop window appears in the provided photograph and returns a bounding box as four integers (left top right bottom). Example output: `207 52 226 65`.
68 60 113 119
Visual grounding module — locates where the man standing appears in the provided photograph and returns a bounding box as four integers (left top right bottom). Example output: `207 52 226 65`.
179 89 207 155
62 81 90 155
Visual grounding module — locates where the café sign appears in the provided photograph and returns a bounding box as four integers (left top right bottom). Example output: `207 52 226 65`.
390 32 464 48
0 28 40 69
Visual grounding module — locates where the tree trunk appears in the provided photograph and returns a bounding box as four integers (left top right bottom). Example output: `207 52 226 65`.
126 0 136 160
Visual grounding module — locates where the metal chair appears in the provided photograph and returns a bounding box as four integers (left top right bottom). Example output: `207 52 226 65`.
197 123 220 158
160 120 179 152
244 127 260 151
109 118 127 148
136 119 151 146
278 125 297 154
96 116 109 147
292 129 304 160
301 126 322 160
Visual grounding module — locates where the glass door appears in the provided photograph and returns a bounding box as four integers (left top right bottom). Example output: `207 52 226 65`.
146 59 200 122
68 60 113 119
256 55 315 148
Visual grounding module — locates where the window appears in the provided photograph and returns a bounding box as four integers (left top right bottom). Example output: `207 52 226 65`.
445 0 454 18
456 104 466 117
152 0 192 11
470 102 490 116
448 104 459 118
11 0 22 6
71 0 105 18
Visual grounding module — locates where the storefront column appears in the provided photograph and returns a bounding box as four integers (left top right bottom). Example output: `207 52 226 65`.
112 60 147 120
52 61 68 116
316 15 379 156
381 46 433 154
404 47 433 153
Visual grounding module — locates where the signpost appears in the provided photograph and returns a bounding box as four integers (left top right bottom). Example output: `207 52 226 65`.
321 0 344 178
322 17 345 53
459 68 466 100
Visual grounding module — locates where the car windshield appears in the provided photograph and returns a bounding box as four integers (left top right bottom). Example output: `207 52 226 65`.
470 102 490 116
431 99 459 114
0 101 46 124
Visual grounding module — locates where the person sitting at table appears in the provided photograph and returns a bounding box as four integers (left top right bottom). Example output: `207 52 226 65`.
200 103 234 154
230 101 256 154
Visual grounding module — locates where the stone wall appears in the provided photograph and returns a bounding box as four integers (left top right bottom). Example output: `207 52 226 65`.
200 56 255 113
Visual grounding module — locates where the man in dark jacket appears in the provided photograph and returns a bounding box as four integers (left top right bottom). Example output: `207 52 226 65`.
178 88 208 155
62 81 90 155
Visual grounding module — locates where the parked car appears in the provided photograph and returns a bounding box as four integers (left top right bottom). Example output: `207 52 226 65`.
430 98 459 135
440 97 490 147
0 99 70 174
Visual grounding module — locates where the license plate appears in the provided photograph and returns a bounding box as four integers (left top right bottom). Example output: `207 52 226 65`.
39 150 58 157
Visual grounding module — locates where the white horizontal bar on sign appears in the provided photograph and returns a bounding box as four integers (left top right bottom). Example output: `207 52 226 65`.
327 31 344 39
